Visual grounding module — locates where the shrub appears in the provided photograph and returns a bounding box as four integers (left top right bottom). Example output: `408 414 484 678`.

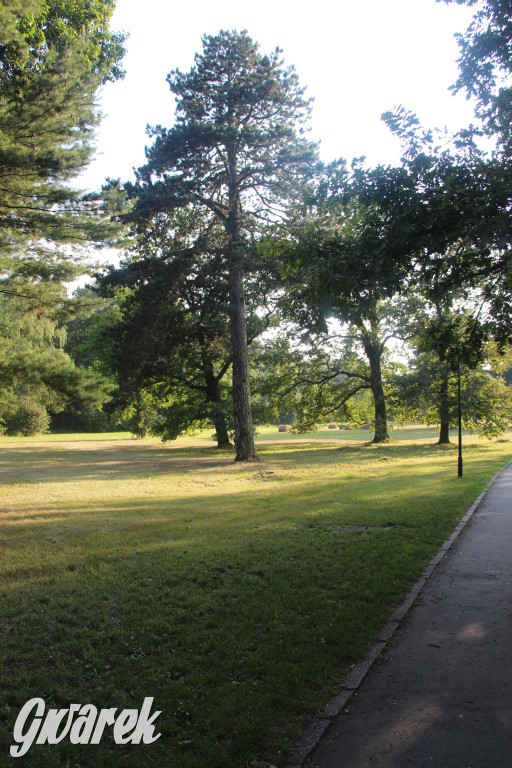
3 400 50 436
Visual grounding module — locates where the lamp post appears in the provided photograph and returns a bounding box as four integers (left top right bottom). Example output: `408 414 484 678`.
457 358 463 478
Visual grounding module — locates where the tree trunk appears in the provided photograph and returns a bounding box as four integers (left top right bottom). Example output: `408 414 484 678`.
213 414 231 449
205 372 231 448
438 366 451 444
372 379 389 443
210 399 231 448
439 421 450 444
226 140 258 462
199 331 232 450
203 362 232 449
228 259 258 460
361 329 389 443
372 378 389 443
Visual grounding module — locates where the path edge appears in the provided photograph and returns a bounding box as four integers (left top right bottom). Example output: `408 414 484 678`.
282 459 512 768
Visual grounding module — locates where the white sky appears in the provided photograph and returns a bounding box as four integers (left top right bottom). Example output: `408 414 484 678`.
79 0 477 192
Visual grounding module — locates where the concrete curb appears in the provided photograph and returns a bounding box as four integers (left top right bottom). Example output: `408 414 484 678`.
282 460 512 768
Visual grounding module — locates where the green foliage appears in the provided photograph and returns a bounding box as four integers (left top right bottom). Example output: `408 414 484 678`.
113 389 161 439
49 403 118 433
276 181 423 440
394 343 512 440
0 0 127 263
0 0 128 412
94 211 240 446
460 367 512 438
377 111 512 348
249 334 397 435
153 397 235 444
0 0 125 83
416 306 489 370
1 396 50 435
135 30 318 225
0 290 113 429
440 0 512 154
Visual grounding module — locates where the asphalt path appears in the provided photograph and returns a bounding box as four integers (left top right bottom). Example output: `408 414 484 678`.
306 462 512 768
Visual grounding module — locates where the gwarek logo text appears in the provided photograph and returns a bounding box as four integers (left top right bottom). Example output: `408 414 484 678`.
10 697 162 757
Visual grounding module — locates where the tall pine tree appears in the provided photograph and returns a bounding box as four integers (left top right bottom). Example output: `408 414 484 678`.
128 30 318 461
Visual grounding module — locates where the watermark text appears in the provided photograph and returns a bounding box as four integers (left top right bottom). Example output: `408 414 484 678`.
10 697 161 757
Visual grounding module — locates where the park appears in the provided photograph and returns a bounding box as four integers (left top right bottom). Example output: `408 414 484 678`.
1 0 512 766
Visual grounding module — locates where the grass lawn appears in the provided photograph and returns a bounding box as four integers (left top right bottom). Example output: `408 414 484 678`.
1 427 511 767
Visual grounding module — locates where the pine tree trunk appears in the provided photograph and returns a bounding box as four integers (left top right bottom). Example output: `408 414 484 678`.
226 141 258 462
228 259 258 461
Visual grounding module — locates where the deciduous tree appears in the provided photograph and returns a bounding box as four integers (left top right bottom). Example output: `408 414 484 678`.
275 185 419 442
395 343 512 441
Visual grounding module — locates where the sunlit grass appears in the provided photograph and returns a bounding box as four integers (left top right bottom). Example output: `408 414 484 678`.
0 428 511 767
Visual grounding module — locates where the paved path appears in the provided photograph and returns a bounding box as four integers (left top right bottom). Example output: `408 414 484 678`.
307 463 512 768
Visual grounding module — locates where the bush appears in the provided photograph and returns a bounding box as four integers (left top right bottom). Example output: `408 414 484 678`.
3 400 50 436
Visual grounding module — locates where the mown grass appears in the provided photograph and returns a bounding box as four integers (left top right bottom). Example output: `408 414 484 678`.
0 428 511 767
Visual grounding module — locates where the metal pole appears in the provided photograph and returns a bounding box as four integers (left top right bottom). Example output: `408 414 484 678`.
458 358 463 478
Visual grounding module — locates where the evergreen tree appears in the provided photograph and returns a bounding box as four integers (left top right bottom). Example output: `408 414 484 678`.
98 218 235 447
127 30 318 460
0 289 112 430
0 0 126 263
0 1 127 410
